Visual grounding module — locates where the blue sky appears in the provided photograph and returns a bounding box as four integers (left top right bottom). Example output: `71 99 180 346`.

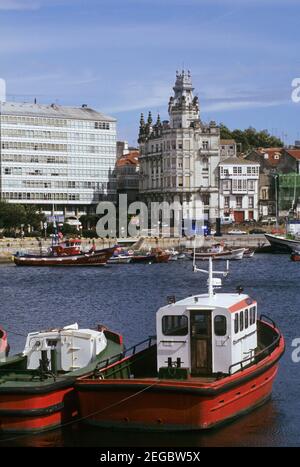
0 0 300 145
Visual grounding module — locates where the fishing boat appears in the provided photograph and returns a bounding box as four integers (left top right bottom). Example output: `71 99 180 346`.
13 238 115 266
0 327 9 359
130 249 170 264
0 323 123 432
186 244 245 260
75 258 284 431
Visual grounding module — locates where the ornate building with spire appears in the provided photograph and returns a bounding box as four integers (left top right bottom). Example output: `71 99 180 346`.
138 70 220 224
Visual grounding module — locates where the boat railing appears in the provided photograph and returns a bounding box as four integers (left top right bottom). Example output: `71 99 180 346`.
94 335 156 374
228 316 281 375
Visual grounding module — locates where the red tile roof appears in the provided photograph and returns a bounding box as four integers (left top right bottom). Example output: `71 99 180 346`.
284 149 300 160
256 147 283 167
116 150 140 167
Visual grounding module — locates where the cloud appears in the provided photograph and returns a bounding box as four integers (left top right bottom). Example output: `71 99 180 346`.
202 98 288 113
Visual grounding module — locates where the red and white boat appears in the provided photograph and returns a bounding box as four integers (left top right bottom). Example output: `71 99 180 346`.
0 323 123 432
75 258 285 431
13 238 115 266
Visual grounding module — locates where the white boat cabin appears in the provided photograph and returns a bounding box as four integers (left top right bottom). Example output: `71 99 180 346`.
23 323 107 372
156 260 257 376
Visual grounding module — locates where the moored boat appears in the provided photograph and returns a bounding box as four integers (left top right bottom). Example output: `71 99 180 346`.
186 245 245 260
75 259 284 431
13 244 115 267
291 251 300 261
0 323 123 432
243 248 255 258
265 233 300 253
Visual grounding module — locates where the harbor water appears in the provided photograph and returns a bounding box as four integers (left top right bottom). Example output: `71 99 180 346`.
0 254 299 447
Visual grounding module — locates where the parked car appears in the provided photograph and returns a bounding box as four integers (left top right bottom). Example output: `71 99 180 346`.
249 228 267 234
261 217 277 224
228 229 247 235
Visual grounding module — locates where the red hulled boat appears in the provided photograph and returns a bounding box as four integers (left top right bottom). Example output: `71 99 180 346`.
0 324 123 432
13 238 115 266
75 259 285 431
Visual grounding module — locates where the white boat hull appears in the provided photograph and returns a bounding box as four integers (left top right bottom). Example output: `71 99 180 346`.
187 248 245 260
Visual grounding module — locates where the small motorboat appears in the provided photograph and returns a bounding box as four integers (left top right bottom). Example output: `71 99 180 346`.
291 251 300 261
75 259 284 431
0 323 123 432
186 244 245 260
130 249 170 264
0 326 9 359
243 248 255 258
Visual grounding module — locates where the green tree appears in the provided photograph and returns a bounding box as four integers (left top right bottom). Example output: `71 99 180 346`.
220 124 283 152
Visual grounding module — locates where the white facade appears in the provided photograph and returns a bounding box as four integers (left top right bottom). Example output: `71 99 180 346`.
0 100 116 215
219 157 260 222
138 71 220 222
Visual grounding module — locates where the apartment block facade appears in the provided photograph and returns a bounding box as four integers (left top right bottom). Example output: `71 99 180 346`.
0 98 116 216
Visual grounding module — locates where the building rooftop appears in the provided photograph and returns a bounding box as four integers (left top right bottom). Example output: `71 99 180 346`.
0 101 116 122
284 149 300 161
253 148 282 167
219 156 259 166
116 150 140 167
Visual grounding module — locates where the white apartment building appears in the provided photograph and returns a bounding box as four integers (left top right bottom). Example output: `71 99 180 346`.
0 88 116 216
219 157 260 222
138 71 220 223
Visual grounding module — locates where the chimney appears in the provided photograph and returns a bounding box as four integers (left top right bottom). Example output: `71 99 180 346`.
0 78 6 103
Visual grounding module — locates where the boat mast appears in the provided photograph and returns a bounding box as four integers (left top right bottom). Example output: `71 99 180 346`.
193 257 229 297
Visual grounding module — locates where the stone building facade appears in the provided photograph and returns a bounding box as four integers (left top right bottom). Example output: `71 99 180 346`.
138 71 220 224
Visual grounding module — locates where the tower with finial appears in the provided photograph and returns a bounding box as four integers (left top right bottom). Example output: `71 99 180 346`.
138 113 146 143
168 70 199 129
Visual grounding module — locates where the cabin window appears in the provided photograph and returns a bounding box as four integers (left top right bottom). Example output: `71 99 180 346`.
214 315 227 336
240 311 244 331
162 315 188 336
245 309 249 329
234 313 239 333
250 307 256 325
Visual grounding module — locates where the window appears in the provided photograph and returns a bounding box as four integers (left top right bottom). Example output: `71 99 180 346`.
248 180 255 191
202 141 209 149
214 316 227 336
250 307 256 325
236 196 242 208
245 309 249 328
223 180 230 191
234 313 239 334
249 196 254 208
162 315 188 336
240 310 244 331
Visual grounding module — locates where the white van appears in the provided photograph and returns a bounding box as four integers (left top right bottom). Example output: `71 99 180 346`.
221 216 233 225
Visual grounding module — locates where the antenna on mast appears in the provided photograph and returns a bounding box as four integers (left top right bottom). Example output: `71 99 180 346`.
193 257 229 297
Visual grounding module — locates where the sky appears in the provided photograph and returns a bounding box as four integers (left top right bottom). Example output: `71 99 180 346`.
0 0 300 146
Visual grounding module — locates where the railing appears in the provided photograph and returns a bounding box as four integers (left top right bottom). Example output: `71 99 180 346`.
228 315 281 375
94 336 156 374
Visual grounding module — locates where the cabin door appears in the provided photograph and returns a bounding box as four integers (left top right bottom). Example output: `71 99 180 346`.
190 310 212 376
